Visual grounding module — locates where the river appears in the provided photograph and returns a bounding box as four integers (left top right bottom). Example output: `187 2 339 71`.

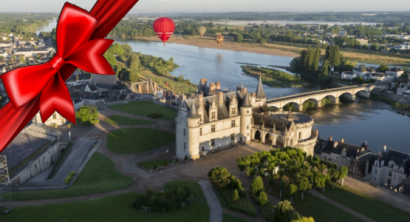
39 22 410 154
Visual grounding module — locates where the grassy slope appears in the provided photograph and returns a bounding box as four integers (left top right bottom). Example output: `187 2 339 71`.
105 115 154 125
107 128 175 154
12 153 134 201
4 181 209 222
269 183 364 222
212 185 257 217
141 69 198 96
324 184 410 222
109 101 177 121
222 213 251 222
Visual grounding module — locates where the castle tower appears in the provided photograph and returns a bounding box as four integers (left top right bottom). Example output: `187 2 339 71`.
187 103 201 160
240 93 253 144
256 75 266 104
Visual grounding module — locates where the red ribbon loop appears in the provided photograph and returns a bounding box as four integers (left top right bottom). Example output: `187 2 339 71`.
0 2 114 124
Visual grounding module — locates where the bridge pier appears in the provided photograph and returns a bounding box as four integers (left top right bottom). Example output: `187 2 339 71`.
334 97 340 105
298 105 303 112
317 101 322 108
357 91 371 98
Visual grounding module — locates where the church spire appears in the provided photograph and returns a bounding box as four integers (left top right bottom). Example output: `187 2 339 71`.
256 75 266 99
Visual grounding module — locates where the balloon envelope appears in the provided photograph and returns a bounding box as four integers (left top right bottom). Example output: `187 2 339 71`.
153 17 175 43
216 34 224 45
198 26 206 37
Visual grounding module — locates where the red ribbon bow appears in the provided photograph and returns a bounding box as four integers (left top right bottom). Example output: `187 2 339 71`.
1 3 114 124
0 0 140 153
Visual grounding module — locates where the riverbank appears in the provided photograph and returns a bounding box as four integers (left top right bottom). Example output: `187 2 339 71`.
133 36 299 58
130 36 410 66
241 66 306 88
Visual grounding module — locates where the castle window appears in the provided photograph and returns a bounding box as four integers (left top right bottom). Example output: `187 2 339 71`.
232 108 236 114
247 110 249 114
353 167 357 174
211 139 215 146
399 176 402 181
247 125 249 129
184 143 186 150
394 174 396 180
211 125 215 133
184 129 186 136
53 113 57 119
200 128 202 136
231 134 235 141
200 116 202 122
299 132 302 139
231 120 236 128
212 112 216 120
375 169 377 174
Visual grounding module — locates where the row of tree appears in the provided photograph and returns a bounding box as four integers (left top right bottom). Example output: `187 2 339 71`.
237 148 348 202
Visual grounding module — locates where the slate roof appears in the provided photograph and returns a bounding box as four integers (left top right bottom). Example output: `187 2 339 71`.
241 93 252 108
2 125 59 175
318 138 370 159
256 76 266 99
188 103 200 119
378 149 410 173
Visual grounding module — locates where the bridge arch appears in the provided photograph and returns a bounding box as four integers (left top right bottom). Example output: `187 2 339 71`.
301 98 320 110
283 102 301 111
320 94 338 105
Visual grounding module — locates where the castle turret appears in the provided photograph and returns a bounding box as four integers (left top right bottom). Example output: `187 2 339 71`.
240 93 253 144
187 103 200 160
256 75 266 100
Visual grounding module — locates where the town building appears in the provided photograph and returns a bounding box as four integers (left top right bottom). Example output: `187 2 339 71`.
32 112 67 127
12 47 55 57
175 78 318 160
2 124 65 185
370 148 410 187
129 77 159 94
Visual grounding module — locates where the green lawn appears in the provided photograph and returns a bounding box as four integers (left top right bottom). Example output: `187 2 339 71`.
324 184 410 222
139 160 173 170
107 128 175 154
212 185 257 217
105 115 155 125
3 181 209 222
270 183 364 222
12 153 134 201
223 213 251 222
109 101 178 120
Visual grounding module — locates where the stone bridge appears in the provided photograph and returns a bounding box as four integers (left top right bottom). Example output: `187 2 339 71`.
266 84 376 111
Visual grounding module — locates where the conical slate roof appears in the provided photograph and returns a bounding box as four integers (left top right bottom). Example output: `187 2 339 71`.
242 93 252 108
256 75 266 99
188 103 200 119
287 110 293 121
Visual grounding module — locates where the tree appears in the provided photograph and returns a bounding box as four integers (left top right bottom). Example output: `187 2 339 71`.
178 75 184 82
109 43 124 56
237 156 250 175
259 191 268 206
104 51 117 66
208 167 231 188
370 43 379 51
269 175 276 192
291 217 315 222
338 166 348 186
75 106 99 125
251 176 265 195
321 60 329 76
232 189 240 202
258 37 266 45
280 179 286 198
235 34 243 42
298 176 311 200
377 64 389 73
271 200 299 222
289 183 298 203
121 44 133 56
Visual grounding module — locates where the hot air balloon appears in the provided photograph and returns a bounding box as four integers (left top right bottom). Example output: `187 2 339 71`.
153 17 175 46
216 34 224 46
198 26 206 37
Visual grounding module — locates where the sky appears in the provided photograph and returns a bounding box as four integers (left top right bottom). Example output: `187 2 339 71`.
0 0 409 13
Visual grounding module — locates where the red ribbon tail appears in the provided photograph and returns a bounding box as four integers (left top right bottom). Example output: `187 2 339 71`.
0 99 40 153
39 74 76 124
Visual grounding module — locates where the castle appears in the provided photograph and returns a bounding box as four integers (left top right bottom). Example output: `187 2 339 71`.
175 77 318 160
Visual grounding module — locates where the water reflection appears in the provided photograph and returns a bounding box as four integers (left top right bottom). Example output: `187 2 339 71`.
309 98 409 153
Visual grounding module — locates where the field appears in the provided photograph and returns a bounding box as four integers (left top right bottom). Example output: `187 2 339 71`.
107 128 175 154
12 153 134 201
3 181 209 222
109 101 177 121
104 115 155 125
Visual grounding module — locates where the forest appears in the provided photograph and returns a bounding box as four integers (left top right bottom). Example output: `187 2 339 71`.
0 13 54 40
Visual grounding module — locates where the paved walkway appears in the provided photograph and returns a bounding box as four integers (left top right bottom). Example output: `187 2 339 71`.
199 181 222 222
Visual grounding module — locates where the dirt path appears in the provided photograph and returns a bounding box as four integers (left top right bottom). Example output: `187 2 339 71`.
199 181 222 222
